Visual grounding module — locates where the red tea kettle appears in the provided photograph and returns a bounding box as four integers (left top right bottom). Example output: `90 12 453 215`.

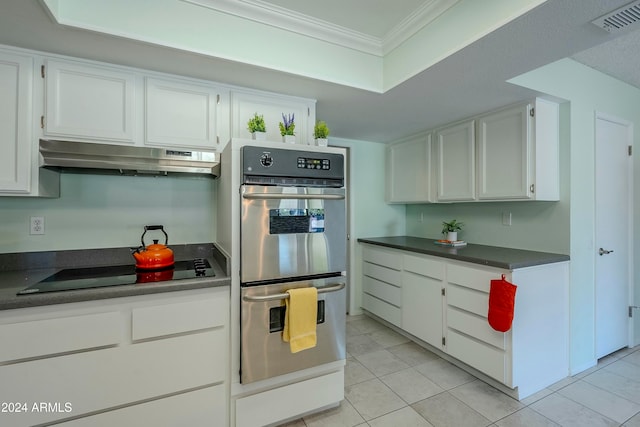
132 225 175 270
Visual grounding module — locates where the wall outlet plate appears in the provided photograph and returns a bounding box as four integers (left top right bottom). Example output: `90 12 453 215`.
30 216 45 235
502 212 512 226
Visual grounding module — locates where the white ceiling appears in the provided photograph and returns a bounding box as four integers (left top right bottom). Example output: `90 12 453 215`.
1 0 639 143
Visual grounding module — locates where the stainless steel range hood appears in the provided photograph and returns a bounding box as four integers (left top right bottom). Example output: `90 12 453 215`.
39 140 220 177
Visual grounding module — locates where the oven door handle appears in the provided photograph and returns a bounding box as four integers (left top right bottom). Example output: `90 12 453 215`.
242 193 344 200
242 282 345 302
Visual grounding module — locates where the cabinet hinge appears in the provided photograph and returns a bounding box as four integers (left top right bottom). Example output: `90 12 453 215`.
442 336 446 346
530 184 535 193
41 65 45 78
629 145 633 156
529 107 535 117
216 94 220 105
40 115 45 129
216 136 220 145
630 306 639 317
308 107 310 117
441 288 445 296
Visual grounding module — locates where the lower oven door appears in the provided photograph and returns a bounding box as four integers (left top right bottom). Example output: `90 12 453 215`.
240 276 346 384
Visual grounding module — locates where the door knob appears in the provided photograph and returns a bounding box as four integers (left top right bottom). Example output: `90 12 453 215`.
598 247 614 256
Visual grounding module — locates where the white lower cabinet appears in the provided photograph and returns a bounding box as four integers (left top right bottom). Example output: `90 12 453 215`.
361 244 569 400
0 287 229 427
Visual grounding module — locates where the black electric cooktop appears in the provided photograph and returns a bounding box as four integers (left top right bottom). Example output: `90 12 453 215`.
17 259 214 295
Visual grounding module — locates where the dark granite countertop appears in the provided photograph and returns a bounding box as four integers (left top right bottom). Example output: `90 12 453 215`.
358 236 569 270
0 243 230 311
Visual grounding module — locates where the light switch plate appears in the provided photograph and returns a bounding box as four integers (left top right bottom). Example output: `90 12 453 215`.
502 212 512 226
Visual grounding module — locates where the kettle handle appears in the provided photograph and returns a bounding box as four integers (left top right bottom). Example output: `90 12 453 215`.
141 225 168 249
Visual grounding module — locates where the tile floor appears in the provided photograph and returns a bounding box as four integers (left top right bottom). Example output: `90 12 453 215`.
279 314 640 427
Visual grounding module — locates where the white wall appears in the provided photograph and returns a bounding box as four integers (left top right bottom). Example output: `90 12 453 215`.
330 137 405 315
0 173 216 253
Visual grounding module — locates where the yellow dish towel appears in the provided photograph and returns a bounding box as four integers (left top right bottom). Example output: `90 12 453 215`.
282 287 318 353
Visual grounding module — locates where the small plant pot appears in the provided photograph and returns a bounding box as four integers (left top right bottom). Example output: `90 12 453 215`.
283 135 296 144
446 231 458 242
251 131 266 141
315 138 328 147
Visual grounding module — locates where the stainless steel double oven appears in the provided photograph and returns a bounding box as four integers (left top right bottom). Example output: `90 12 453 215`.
239 145 346 384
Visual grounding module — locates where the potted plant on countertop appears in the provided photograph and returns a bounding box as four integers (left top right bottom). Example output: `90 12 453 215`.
441 219 464 242
313 120 330 146
279 113 296 143
247 113 266 140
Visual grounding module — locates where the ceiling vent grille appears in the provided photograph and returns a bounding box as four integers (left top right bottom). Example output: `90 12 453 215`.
592 1 640 32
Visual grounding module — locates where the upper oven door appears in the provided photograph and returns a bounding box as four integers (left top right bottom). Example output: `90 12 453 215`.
240 185 346 284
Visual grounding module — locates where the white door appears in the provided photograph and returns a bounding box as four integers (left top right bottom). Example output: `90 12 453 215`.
595 112 633 359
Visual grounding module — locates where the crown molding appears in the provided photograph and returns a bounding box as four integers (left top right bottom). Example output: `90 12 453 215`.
383 0 460 55
182 0 460 57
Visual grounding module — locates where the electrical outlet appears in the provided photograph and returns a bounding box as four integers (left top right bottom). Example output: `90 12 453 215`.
502 212 512 226
420 212 424 223
30 216 45 235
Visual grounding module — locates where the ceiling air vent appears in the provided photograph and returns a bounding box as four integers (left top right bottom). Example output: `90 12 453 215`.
592 0 640 32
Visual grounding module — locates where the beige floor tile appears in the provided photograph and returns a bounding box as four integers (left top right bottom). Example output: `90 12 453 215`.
276 419 306 427
448 380 524 422
583 369 640 404
302 399 365 427
519 387 554 406
624 411 640 426
530 393 618 427
414 358 476 390
348 316 390 334
623 349 640 367
347 333 384 356
345 378 406 421
345 357 376 386
604 359 640 382
355 349 410 376
412 391 492 427
494 407 559 427
387 341 440 366
546 375 579 391
367 327 411 348
368 406 435 427
558 379 640 423
380 367 444 404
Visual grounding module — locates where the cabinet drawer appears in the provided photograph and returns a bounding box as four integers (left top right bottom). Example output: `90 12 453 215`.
363 276 401 306
0 330 225 427
363 262 401 286
447 283 488 317
447 307 505 349
58 385 226 427
447 264 505 292
363 246 402 270
132 294 228 341
362 293 401 326
0 311 122 363
447 329 506 383
403 253 443 279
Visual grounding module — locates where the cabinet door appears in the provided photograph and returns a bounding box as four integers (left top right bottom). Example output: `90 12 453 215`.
386 134 432 203
0 51 32 193
44 59 137 143
145 77 223 150
477 104 531 200
231 90 315 145
436 120 475 201
402 254 444 349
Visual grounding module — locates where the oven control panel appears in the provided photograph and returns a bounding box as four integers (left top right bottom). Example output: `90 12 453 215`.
242 146 344 187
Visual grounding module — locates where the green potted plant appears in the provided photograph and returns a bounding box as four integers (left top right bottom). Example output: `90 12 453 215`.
279 113 296 143
313 120 330 146
247 113 266 140
441 219 464 242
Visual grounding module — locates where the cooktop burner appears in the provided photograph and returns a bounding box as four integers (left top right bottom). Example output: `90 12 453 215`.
17 259 214 295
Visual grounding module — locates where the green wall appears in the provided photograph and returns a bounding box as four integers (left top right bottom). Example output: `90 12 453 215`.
0 173 217 254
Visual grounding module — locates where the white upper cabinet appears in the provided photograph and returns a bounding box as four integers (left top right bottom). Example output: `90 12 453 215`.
44 59 137 144
230 90 316 145
386 133 432 203
477 99 559 201
477 103 530 200
145 77 226 150
0 50 32 193
436 120 476 202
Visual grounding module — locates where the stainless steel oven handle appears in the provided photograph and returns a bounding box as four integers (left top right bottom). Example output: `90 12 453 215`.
242 193 344 200
242 282 345 302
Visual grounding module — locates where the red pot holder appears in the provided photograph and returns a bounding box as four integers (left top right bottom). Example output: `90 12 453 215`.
488 274 517 332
